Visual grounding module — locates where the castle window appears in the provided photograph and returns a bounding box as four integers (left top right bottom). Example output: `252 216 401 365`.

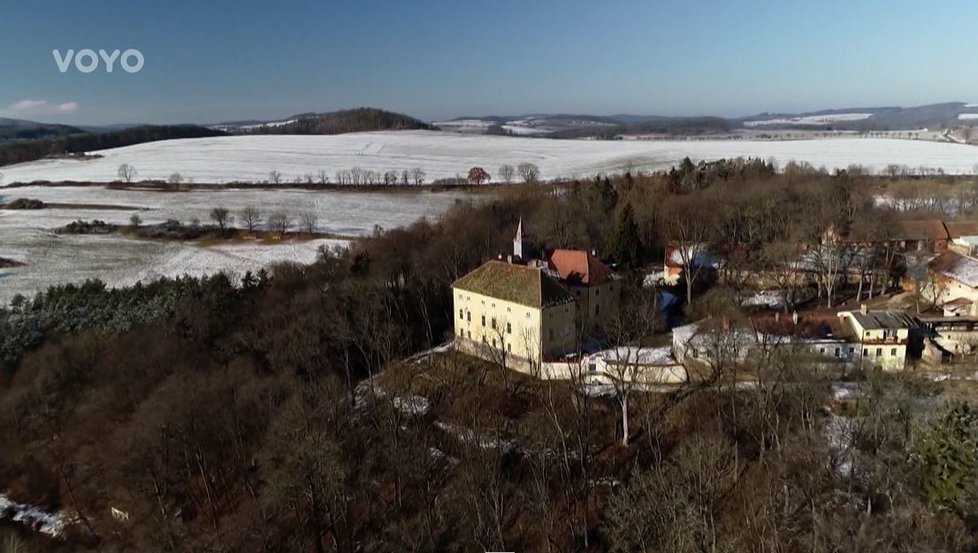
506 322 512 334
491 318 497 330
467 312 471 322
890 348 897 356
596 289 600 296
876 347 882 356
481 315 486 326
595 304 600 316
459 309 464 319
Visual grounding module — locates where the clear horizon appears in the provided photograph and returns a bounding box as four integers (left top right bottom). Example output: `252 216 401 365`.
3 0 978 125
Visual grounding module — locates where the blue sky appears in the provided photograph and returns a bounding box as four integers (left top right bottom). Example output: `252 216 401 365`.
1 0 976 125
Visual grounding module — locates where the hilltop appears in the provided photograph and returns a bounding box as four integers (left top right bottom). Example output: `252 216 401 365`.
213 107 431 135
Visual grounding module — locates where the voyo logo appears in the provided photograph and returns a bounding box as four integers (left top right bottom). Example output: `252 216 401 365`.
53 49 144 74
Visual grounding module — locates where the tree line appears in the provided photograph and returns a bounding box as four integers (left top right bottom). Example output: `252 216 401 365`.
0 125 226 168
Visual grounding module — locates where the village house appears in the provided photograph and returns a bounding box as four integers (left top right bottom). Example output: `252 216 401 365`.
672 313 857 367
672 307 917 371
930 250 978 317
452 220 619 372
944 221 978 256
837 307 917 370
825 219 950 253
661 241 721 286
547 248 619 332
919 315 978 364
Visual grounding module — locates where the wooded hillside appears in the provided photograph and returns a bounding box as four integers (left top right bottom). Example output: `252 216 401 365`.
2 164 978 552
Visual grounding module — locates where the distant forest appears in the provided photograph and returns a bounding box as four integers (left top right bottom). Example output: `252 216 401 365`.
0 122 82 143
249 108 431 135
552 116 735 138
0 125 226 168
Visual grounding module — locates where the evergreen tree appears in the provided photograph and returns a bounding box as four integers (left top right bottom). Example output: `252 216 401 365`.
607 203 641 267
911 401 978 511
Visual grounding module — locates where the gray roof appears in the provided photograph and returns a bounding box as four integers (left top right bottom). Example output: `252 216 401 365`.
848 311 916 330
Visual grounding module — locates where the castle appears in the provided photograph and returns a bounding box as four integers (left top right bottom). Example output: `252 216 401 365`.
451 219 619 372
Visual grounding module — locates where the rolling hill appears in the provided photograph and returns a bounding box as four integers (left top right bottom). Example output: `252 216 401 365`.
213 107 431 135
0 118 84 143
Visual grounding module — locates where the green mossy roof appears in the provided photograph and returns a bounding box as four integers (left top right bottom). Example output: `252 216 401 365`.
453 260 574 308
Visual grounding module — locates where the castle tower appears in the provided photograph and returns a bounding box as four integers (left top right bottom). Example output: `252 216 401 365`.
513 217 531 261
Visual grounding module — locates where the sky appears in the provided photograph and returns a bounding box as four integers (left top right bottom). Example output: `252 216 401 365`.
1 0 977 125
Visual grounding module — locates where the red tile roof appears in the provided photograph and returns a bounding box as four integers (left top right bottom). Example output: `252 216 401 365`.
547 249 613 286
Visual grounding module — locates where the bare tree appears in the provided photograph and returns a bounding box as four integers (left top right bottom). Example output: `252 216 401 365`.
498 164 515 185
117 163 137 183
759 241 803 311
660 196 719 306
268 212 290 234
268 170 282 185
603 288 662 445
808 240 853 308
317 169 329 185
240 206 261 232
209 207 232 233
168 172 183 185
517 162 540 184
129 213 142 227
410 167 426 185
299 211 318 234
351 167 365 185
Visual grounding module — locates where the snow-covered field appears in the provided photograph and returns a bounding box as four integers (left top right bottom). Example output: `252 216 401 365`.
4 130 978 185
0 186 474 303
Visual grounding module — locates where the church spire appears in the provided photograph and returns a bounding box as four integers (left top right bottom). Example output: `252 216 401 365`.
513 216 530 261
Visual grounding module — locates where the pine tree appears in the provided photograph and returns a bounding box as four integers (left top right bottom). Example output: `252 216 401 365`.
911 401 978 510
607 203 641 267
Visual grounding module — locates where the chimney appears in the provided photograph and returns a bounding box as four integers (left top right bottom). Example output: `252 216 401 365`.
792 311 799 325
860 304 868 315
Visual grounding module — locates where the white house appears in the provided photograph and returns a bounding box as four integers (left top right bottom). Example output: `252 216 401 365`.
836 308 916 370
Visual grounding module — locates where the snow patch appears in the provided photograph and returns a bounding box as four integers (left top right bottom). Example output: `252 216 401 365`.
0 493 74 537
